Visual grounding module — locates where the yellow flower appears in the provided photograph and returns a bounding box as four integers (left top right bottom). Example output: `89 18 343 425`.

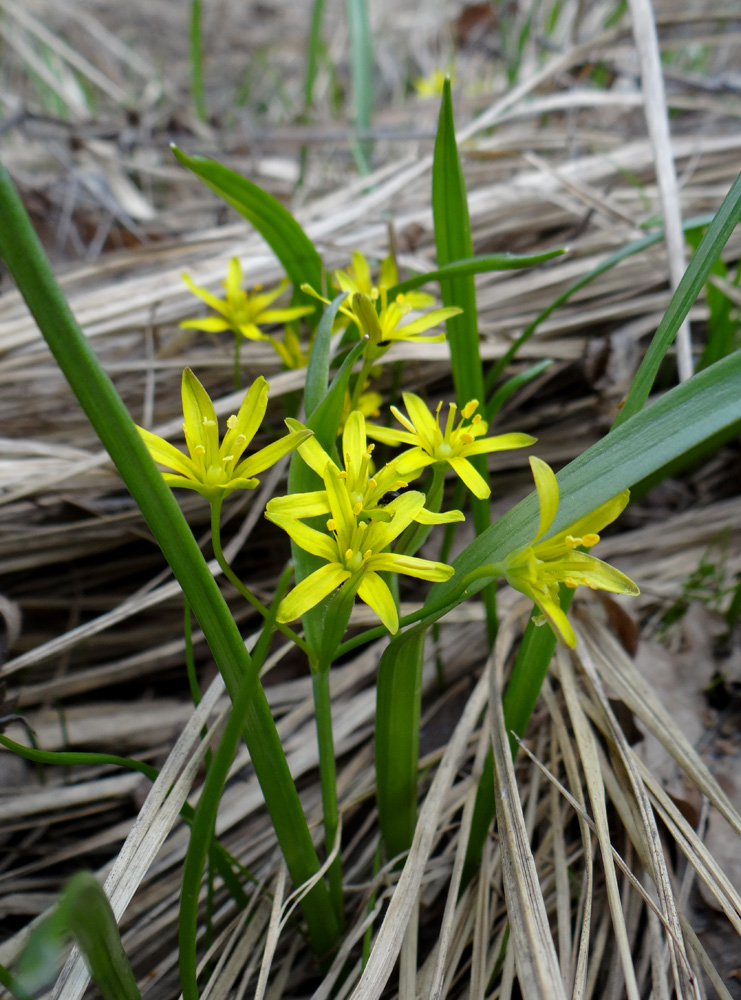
339 386 382 433
266 410 465 527
268 464 455 633
334 250 436 312
413 68 451 99
504 457 640 648
137 368 312 501
366 393 536 499
181 258 313 342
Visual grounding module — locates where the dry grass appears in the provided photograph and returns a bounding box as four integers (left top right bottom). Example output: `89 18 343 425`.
1 1 741 997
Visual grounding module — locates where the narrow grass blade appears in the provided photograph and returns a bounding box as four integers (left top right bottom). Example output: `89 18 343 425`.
13 873 141 1000
304 292 348 418
345 0 373 169
388 249 564 298
615 170 741 427
171 145 323 306
432 77 496 639
485 358 553 421
375 625 425 859
189 0 207 121
304 0 327 110
0 166 339 957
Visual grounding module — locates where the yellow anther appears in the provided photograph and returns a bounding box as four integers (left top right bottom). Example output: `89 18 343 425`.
227 415 238 429
338 471 348 480
460 432 474 445
353 502 362 516
368 478 378 490
363 549 373 560
462 400 479 419
345 548 354 561
368 443 376 453
203 417 217 427
194 444 206 456
564 577 578 589
582 533 600 547
472 413 483 424
327 518 336 531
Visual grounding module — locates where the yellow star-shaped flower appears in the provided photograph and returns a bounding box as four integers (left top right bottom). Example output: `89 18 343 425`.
136 368 312 501
181 257 313 342
266 410 464 527
366 393 536 499
268 464 455 634
504 456 640 648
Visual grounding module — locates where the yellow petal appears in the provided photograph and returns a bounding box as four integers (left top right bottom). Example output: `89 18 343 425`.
137 425 197 480
461 432 537 456
402 393 437 443
413 507 465 524
530 456 558 543
357 572 398 633
368 552 454 581
537 490 631 560
181 368 219 462
351 293 383 341
221 376 268 461
266 491 329 518
236 429 312 478
277 564 351 622
448 456 490 499
182 273 229 317
266 512 338 563
364 490 425 551
342 410 367 472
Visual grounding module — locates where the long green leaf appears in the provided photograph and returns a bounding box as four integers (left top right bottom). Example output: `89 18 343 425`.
304 292 348 418
171 145 323 306
615 170 741 427
346 0 373 169
432 77 497 642
304 0 327 110
0 166 339 956
375 626 426 859
13 873 141 1000
388 249 564 298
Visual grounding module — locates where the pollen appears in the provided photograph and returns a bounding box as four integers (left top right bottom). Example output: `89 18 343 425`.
462 400 479 419
583 533 600 547
459 432 475 445
227 415 238 429
327 518 336 531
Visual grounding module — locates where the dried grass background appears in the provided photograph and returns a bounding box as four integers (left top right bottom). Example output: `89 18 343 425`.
1 0 741 998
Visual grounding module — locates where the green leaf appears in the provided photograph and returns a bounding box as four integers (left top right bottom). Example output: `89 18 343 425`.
13 873 141 1000
189 0 207 121
345 0 373 170
615 170 741 427
304 292 348 418
388 249 564 298
432 77 498 641
171 145 323 306
308 337 366 451
430 350 741 605
304 0 327 110
375 625 426 859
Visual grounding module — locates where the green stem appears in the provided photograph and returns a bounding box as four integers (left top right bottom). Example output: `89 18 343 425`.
349 353 376 412
209 499 311 658
233 331 242 391
312 667 345 928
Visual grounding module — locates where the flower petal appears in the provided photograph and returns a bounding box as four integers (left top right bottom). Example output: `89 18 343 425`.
181 368 219 463
365 424 420 448
402 393 438 443
285 421 335 478
266 512 338 563
236 429 313 478
137 426 198 479
364 490 425 551
461 432 537 456
266 491 330 518
277 564 351 623
221 376 269 459
413 507 465 524
182 273 229 317
342 410 367 471
448 456 491 499
180 317 233 333
530 456 558 542
356 572 398 633
324 464 358 548
368 552 454 581
259 306 314 323
543 551 640 596
393 306 461 335
538 490 632 559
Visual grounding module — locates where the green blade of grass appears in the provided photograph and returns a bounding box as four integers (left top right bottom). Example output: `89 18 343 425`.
432 77 498 643
0 165 339 957
171 145 323 308
304 0 327 110
345 0 373 170
615 170 741 427
375 626 426 859
304 292 348 418
388 249 564 298
12 873 141 1000
189 0 207 121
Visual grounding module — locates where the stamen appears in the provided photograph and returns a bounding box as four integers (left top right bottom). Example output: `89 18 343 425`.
459 432 474 445
327 518 336 531
194 444 206 456
582 533 600 547
227 415 238 429
462 400 479 419
443 403 457 440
